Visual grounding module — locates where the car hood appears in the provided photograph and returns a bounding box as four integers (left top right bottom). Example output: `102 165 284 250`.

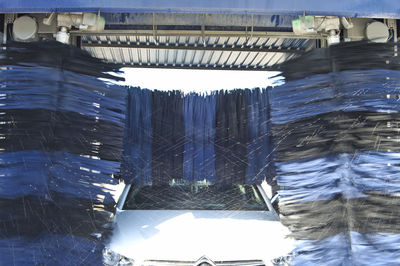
109 210 295 264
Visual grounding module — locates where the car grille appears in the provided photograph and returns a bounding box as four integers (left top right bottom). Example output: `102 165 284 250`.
142 260 265 266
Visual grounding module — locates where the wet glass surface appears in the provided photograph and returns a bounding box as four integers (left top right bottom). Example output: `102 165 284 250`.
123 184 267 210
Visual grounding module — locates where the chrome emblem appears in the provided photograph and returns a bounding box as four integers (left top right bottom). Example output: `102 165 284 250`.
194 256 217 266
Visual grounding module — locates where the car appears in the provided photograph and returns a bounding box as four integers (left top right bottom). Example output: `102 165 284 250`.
103 179 295 266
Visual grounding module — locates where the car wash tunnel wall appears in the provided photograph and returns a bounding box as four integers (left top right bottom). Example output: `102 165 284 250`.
1 41 400 265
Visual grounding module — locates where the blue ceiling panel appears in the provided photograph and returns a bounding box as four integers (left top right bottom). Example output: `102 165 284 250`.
0 0 399 18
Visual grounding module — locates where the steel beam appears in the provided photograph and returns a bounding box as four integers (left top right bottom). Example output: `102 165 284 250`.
0 0 399 18
71 30 323 40
101 13 296 28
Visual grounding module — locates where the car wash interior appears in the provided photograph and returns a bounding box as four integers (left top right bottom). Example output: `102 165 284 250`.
1 1 400 265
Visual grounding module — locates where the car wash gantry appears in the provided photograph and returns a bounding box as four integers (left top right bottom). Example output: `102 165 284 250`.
1 1 399 71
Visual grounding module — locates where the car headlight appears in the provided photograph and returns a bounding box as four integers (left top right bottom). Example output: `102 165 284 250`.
103 247 135 266
118 256 135 266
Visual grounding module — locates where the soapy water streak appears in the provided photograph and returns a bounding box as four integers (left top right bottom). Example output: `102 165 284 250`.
122 87 274 186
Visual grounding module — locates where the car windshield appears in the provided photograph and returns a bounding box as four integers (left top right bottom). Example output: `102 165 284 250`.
123 181 268 211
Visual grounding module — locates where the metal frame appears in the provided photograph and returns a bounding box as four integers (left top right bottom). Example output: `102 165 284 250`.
1 11 319 70
82 42 306 54
78 29 315 70
0 0 400 18
71 30 323 39
87 61 289 71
